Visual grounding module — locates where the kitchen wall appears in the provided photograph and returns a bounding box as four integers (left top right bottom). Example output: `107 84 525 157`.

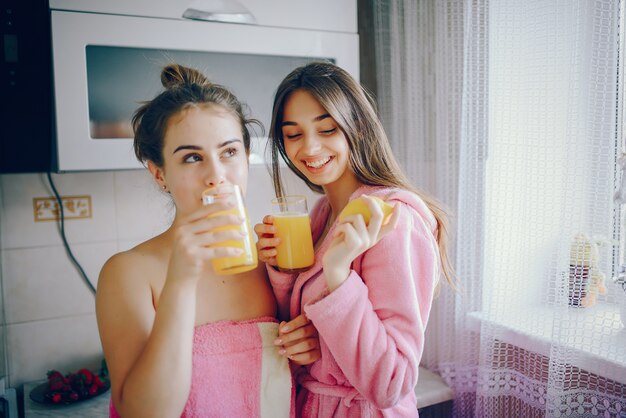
0 165 318 388
1 0 359 397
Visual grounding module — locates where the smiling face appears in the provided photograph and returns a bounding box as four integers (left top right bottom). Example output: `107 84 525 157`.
281 89 359 193
149 104 249 218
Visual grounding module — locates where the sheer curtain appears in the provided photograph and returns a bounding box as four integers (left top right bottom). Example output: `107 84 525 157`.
371 0 626 416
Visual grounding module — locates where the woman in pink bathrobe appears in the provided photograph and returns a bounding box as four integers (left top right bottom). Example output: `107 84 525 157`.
254 62 454 417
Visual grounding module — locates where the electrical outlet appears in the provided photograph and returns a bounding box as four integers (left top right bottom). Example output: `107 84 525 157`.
33 195 92 222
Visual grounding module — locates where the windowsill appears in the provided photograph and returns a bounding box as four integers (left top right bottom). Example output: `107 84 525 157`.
467 302 626 385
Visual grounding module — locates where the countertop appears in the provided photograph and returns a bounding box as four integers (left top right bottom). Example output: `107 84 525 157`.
23 381 109 418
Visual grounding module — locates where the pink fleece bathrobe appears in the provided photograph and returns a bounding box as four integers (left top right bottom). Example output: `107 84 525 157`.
268 185 439 417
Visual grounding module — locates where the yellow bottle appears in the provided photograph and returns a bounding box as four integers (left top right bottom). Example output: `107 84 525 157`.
202 185 258 275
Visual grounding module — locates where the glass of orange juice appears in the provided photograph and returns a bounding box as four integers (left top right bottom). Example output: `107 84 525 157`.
202 184 257 275
271 195 315 273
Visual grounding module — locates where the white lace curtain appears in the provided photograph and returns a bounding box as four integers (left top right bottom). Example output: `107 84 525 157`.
371 0 626 416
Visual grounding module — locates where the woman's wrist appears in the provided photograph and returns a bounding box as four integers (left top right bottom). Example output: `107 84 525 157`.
162 274 199 298
323 264 350 292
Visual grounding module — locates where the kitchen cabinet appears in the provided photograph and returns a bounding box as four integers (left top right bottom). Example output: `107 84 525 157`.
49 0 357 33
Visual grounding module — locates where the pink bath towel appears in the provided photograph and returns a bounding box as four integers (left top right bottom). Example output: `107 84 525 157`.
110 316 294 417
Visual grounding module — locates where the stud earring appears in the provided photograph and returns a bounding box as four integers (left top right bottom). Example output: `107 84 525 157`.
162 184 167 191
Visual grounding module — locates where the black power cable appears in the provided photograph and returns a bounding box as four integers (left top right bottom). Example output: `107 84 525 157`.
46 172 96 295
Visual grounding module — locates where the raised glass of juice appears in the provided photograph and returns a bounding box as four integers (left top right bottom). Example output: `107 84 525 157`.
202 184 257 275
271 195 314 273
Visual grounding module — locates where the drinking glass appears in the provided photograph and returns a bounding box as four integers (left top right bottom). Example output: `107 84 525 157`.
202 184 257 275
271 195 315 273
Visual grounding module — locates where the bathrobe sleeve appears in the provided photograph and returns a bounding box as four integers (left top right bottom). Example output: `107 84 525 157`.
303 201 438 409
266 266 297 321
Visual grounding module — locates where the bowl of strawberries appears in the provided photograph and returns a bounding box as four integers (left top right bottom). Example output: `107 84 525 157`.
29 367 110 405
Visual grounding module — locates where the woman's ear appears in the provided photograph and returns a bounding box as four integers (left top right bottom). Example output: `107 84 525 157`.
147 160 167 191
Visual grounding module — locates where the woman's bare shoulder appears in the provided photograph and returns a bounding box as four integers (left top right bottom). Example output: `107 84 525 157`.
99 235 168 288
96 236 168 327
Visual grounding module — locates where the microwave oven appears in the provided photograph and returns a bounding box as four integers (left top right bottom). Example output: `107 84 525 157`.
1 0 359 173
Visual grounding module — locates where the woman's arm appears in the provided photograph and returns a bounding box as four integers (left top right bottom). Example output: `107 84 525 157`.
97 203 245 418
306 202 438 409
255 216 321 366
97 254 197 418
266 266 297 321
255 215 297 321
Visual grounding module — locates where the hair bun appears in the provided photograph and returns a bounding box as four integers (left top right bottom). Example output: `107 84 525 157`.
161 63 211 89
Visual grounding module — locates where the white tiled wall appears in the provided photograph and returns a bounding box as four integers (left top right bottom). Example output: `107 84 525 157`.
0 165 318 389
7 315 104 388
0 170 170 388
1 172 118 250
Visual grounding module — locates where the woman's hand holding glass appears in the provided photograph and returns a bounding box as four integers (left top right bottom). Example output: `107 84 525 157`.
254 215 281 266
322 196 400 292
274 314 320 366
168 200 246 284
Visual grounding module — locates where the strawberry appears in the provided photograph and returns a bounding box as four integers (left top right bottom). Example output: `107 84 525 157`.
43 367 105 403
77 386 89 398
46 370 63 381
48 377 64 391
88 383 98 396
93 375 105 388
77 368 94 385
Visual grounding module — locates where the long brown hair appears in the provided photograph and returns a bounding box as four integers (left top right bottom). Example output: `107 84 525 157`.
268 61 454 288
132 63 260 167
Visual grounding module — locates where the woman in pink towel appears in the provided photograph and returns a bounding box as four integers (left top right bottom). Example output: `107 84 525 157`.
96 64 319 418
254 62 454 417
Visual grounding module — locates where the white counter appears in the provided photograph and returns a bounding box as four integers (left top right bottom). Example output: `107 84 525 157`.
23 381 109 418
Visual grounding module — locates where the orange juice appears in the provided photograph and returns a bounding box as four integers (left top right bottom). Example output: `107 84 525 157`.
274 213 315 273
209 208 258 275
203 185 257 275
